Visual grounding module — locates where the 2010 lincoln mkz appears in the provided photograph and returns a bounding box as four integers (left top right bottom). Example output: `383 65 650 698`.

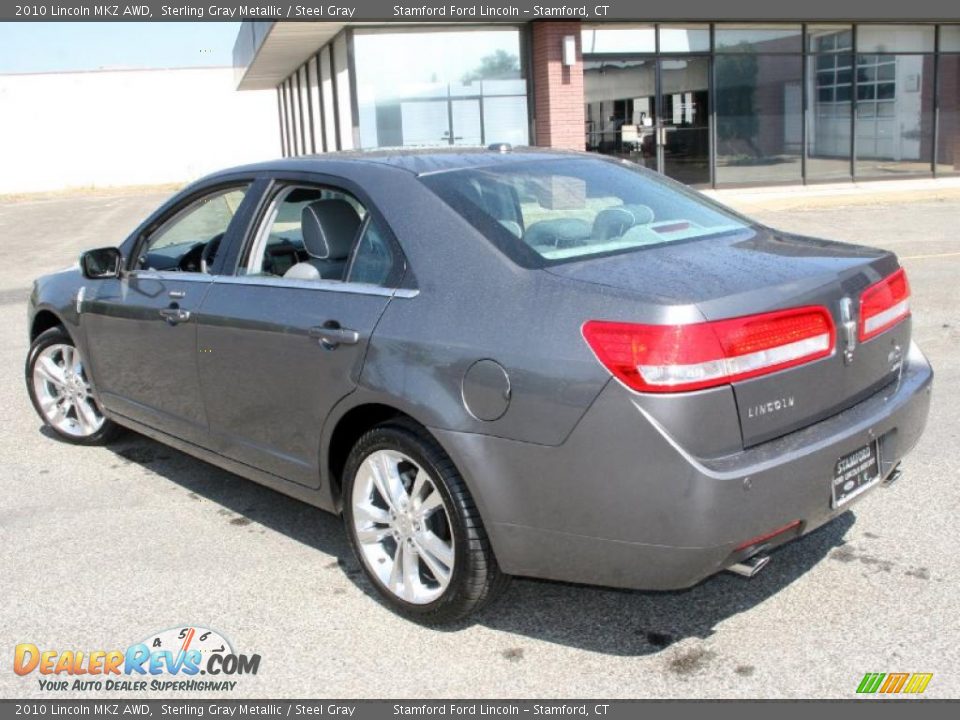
25 149 933 623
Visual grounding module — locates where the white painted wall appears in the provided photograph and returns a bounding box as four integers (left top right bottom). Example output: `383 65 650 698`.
0 67 279 194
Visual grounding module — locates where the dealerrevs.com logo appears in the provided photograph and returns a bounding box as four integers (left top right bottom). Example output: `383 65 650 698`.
14 626 260 692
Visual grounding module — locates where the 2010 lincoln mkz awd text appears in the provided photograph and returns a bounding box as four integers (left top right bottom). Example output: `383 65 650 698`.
25 149 932 623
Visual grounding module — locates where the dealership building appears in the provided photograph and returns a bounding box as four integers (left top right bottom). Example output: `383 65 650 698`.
233 20 960 188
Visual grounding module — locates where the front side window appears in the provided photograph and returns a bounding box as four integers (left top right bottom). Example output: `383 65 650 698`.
420 158 751 266
137 186 248 273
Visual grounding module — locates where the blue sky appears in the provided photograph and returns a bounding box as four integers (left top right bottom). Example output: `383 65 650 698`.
0 23 241 73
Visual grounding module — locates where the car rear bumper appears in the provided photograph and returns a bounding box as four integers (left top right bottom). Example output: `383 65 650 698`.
432 342 933 590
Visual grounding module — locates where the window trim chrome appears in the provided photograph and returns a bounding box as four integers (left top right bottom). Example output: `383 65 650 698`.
123 270 214 283
211 274 418 299
120 269 419 298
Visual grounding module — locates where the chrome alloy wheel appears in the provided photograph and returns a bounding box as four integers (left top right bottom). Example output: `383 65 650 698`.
351 449 456 604
31 343 105 438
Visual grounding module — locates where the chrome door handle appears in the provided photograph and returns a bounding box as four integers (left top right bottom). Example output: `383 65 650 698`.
159 307 191 324
309 324 360 349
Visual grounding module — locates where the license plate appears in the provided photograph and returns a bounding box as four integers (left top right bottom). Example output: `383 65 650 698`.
832 440 881 507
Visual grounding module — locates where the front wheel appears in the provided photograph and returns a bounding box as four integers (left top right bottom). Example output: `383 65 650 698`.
342 421 508 624
25 326 122 445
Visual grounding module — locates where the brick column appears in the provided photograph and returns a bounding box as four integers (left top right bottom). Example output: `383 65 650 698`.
531 20 585 151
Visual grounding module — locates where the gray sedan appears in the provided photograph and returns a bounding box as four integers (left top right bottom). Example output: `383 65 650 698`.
24 149 932 623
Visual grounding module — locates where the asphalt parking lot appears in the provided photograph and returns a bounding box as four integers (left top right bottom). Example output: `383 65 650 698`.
1 184 958 699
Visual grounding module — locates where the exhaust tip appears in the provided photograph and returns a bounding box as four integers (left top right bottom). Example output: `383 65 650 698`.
883 463 902 487
727 554 771 578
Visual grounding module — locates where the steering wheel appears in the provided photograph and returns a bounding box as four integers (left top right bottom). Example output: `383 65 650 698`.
177 242 205 272
200 233 224 274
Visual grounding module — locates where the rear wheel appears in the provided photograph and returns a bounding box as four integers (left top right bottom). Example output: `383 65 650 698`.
26 326 121 445
342 421 508 624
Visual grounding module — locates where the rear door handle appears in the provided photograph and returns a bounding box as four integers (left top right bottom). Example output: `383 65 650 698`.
309 324 360 349
159 307 191 324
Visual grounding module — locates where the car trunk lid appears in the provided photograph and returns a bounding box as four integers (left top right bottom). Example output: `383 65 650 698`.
551 227 910 446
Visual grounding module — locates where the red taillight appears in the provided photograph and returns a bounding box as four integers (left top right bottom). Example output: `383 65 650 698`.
582 306 835 393
859 268 910 342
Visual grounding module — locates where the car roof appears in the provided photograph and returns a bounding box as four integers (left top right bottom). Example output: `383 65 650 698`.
211 146 592 180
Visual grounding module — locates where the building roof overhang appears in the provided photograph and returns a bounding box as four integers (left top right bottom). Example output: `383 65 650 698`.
234 21 345 90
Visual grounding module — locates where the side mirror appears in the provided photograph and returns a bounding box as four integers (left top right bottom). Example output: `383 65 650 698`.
80 247 122 279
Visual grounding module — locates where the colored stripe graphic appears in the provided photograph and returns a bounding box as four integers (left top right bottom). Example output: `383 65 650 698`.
903 673 933 694
857 673 885 693
880 673 909 693
857 672 932 694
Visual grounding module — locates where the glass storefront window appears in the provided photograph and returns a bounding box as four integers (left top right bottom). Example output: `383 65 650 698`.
857 25 935 53
319 48 337 152
288 77 302 156
941 26 960 52
855 53 934 177
581 25 656 54
308 57 323 153
584 59 658 169
584 22 951 185
658 25 710 53
715 25 802 53
807 25 853 53
277 86 288 157
936 53 960 175
807 50 853 181
333 33 353 150
353 29 528 149
714 54 803 184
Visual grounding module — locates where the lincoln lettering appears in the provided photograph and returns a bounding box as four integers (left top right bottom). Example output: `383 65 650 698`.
747 396 796 419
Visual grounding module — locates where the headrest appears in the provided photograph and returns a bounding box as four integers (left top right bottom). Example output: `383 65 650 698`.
524 218 592 249
301 199 361 260
592 204 655 240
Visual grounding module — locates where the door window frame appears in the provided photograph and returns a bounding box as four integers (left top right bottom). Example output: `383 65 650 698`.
126 178 258 277
223 174 409 293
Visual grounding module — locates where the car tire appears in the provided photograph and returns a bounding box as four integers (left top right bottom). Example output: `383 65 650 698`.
25 325 122 445
342 419 509 624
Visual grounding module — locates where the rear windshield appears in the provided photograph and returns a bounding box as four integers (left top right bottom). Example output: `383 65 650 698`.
419 158 752 266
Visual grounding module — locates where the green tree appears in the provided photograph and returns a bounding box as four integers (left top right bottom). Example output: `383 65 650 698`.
462 50 520 82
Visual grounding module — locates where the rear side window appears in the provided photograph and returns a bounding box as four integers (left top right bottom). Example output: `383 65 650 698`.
347 219 396 286
420 158 752 266
240 184 403 288
242 186 368 282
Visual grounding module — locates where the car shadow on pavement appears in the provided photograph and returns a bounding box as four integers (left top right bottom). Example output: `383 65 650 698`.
96 430 855 658
473 513 854 656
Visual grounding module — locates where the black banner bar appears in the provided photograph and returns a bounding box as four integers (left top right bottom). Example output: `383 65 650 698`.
0 700 956 720
0 0 958 22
